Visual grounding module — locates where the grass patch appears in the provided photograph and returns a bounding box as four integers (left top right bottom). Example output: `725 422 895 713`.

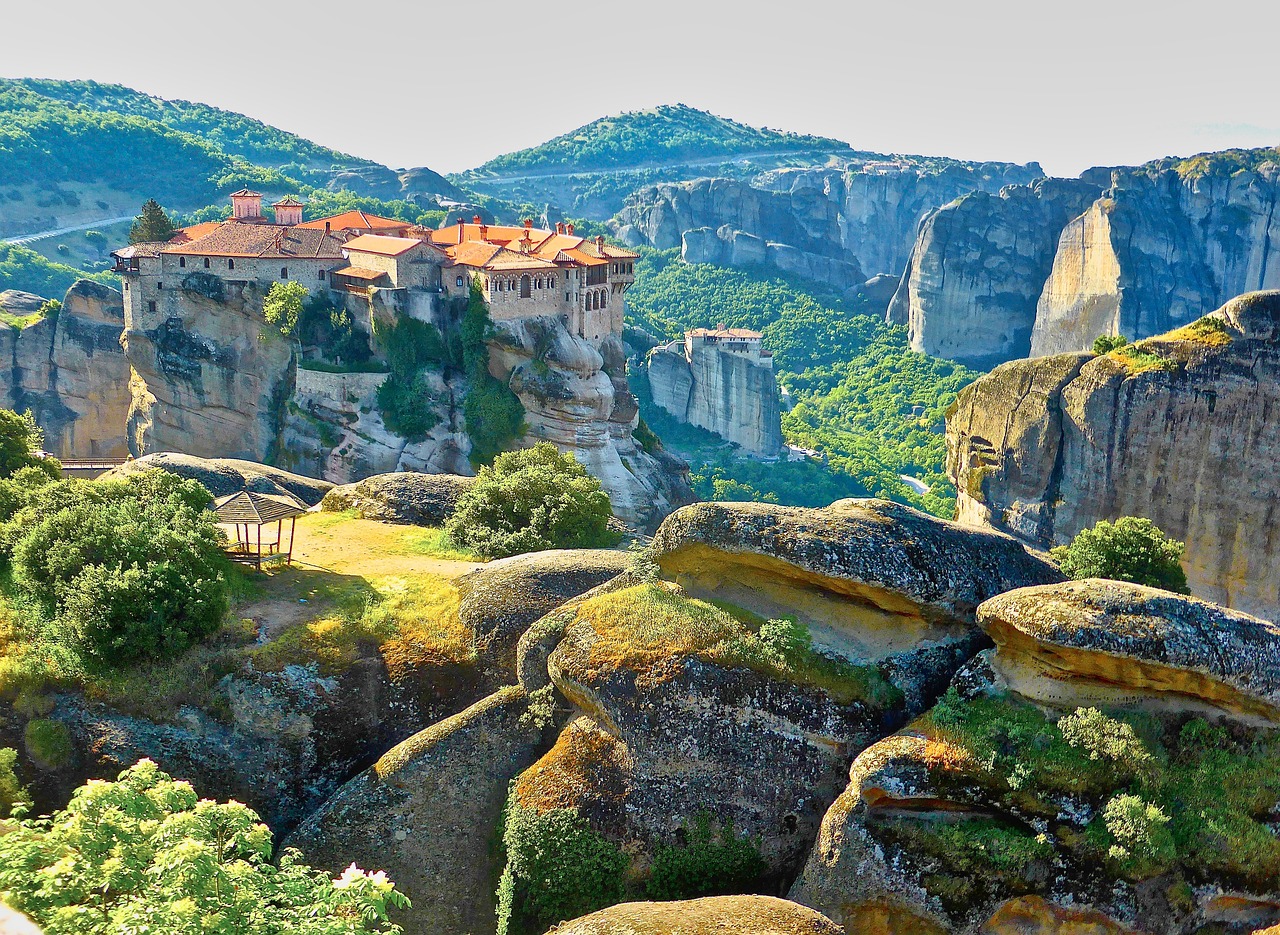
574 583 900 707
1157 315 1234 347
1110 342 1178 375
0 310 43 330
395 527 482 562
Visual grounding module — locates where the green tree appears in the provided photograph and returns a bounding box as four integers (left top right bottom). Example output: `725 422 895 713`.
446 443 615 559
0 409 59 480
0 759 409 935
128 198 175 244
0 746 29 817
5 469 230 664
83 229 107 256
1093 334 1130 354
1050 516 1189 593
263 280 308 337
459 280 524 463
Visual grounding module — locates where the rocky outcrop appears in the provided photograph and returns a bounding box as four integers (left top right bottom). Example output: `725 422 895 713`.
104 452 333 505
612 161 1042 289
886 179 1102 368
490 315 692 529
320 472 475 524
979 579 1280 724
457 548 630 670
286 687 551 935
551 896 844 935
1 280 131 458
124 277 294 461
947 292 1280 620
646 340 784 456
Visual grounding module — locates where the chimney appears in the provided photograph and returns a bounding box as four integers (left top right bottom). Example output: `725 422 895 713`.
717 322 727 331
566 223 575 236
457 217 465 240
595 234 606 253
523 218 533 229
556 221 566 234
480 223 489 241
324 221 331 232
473 215 482 224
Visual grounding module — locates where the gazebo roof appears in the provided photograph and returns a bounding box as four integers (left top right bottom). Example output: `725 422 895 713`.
214 490 307 525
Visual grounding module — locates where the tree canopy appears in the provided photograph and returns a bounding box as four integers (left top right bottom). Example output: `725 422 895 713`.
129 198 175 244
0 758 409 935
1050 516 1190 593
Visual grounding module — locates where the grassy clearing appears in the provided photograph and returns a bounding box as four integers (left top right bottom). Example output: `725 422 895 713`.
395 526 480 562
1158 315 1234 347
574 583 900 707
1110 341 1178 375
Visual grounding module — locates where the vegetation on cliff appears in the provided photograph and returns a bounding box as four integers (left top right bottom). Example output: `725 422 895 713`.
0 242 116 299
446 444 615 559
1051 516 1190 594
626 250 973 515
0 758 409 935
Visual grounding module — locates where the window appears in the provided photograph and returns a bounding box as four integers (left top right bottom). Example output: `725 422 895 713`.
520 275 531 298
203 258 210 269
280 267 288 279
179 257 186 268
157 282 163 289
318 269 326 280
456 275 464 287
147 300 157 313
228 259 235 270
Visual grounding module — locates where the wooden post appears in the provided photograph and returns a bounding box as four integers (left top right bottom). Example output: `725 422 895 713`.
256 523 262 572
288 516 296 565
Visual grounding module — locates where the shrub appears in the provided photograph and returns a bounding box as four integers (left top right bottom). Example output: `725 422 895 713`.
263 280 308 336
1101 794 1176 878
0 759 408 934
0 409 59 481
446 443 615 559
1093 333 1129 354
1050 516 1189 593
23 718 71 770
5 470 230 665
376 371 439 441
495 803 627 935
647 813 765 901
0 746 29 816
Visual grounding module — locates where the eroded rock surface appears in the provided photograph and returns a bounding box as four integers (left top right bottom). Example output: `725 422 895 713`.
320 471 475 525
104 452 333 504
947 291 1280 619
550 895 844 935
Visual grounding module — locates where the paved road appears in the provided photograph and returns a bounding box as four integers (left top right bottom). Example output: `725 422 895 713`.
462 148 854 185
4 215 134 245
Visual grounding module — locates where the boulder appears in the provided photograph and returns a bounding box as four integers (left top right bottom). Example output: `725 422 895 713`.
286 686 551 935
947 291 1280 620
320 472 475 525
457 548 630 670
549 895 843 935
103 452 332 505
0 290 48 314
979 579 1280 724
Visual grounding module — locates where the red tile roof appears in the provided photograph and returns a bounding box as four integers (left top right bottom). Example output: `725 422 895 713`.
689 327 764 339
296 210 413 232
331 265 389 281
169 221 225 244
343 234 428 257
161 220 346 259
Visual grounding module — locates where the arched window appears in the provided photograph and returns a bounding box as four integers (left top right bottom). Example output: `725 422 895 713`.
456 275 465 287
204 258 210 269
280 267 288 279
601 291 608 307
179 257 186 268
548 273 556 286
520 275 531 298
228 259 235 270
318 270 326 280
535 276 542 289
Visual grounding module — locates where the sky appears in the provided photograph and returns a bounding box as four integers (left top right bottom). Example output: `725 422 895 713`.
5 0 1280 178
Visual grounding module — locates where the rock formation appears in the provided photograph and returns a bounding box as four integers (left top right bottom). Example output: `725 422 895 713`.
105 452 333 504
887 179 1102 368
551 896 844 935
891 154 1280 366
491 315 692 529
612 161 1042 290
320 471 475 524
792 579 1280 933
1 280 131 457
646 336 784 456
947 291 1280 620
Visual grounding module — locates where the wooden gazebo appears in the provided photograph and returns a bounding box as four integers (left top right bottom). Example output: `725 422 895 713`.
214 490 307 570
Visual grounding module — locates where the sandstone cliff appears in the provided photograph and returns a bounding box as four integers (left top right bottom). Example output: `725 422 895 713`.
646 340 783 455
947 291 1280 621
2 280 131 457
611 161 1042 291
887 178 1102 368
490 315 692 529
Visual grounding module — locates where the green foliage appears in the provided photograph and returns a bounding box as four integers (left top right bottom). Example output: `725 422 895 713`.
0 242 115 305
4 469 230 666
376 373 439 442
495 802 627 935
23 717 71 769
0 746 28 817
460 282 524 463
1050 516 1189 593
296 296 373 367
263 280 308 337
625 250 971 516
646 814 765 901
380 316 450 377
0 758 409 934
128 198 175 244
1058 707 1156 780
1092 333 1129 354
468 103 850 176
0 409 59 480
446 443 615 559
1101 794 1176 878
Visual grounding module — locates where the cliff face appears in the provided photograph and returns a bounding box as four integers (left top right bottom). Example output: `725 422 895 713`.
2 280 131 458
611 161 1042 291
887 178 1102 368
947 291 1280 621
647 342 783 456
490 316 692 529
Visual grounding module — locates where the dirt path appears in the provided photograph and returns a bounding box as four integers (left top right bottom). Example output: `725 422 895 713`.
4 215 134 245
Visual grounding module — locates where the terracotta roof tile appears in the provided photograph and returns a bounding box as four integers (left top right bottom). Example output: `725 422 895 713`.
161 220 346 259
296 211 413 232
331 265 389 281
689 327 764 339
343 234 425 257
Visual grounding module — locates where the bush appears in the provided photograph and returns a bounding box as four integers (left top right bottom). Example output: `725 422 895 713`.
495 803 627 935
446 443 615 559
23 718 71 770
0 409 59 481
1050 516 1189 593
263 280 308 337
1093 333 1129 354
376 371 439 441
5 470 230 665
1101 794 1175 878
0 746 29 816
646 814 765 901
0 759 408 934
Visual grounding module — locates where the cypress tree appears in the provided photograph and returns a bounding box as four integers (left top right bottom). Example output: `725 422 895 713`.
129 199 175 244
